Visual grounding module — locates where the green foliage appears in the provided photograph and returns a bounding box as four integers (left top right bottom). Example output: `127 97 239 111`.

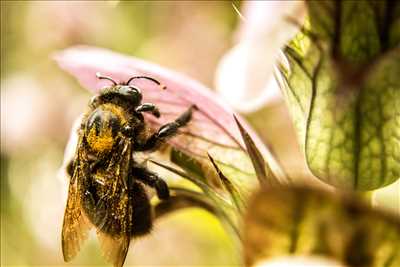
244 186 400 267
152 150 243 243
151 120 286 245
234 116 282 187
279 0 400 190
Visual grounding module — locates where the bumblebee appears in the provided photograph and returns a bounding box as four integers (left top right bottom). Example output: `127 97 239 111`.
62 73 194 267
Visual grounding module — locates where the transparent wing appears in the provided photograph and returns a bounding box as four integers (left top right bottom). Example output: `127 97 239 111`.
97 231 131 267
93 140 134 267
93 188 133 267
61 171 92 262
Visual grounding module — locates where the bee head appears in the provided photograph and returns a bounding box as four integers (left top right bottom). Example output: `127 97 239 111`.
115 85 143 106
95 73 165 107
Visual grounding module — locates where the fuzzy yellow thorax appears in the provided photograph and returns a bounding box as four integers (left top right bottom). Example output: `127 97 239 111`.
87 126 114 153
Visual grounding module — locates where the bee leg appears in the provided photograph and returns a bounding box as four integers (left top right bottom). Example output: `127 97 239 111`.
157 105 196 138
135 105 196 151
135 103 160 118
132 165 170 200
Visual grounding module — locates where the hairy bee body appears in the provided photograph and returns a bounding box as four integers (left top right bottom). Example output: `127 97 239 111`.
62 75 194 267
70 101 153 238
85 104 128 153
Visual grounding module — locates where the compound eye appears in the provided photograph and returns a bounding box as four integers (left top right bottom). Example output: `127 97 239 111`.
119 86 142 104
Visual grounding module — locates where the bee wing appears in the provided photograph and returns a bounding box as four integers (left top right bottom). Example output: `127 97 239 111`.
94 194 133 267
96 231 131 267
61 173 92 262
61 132 92 262
93 140 133 267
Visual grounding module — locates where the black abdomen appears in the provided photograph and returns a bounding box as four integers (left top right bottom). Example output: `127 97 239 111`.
81 176 152 238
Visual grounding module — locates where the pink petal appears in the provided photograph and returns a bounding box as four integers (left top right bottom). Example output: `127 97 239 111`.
54 46 284 180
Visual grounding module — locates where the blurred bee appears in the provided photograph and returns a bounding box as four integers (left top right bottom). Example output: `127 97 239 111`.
62 73 195 267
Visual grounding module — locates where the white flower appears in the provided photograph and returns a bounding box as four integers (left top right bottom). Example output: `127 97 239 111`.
215 1 306 113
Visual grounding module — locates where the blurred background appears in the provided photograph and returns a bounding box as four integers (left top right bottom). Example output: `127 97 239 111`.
2 1 397 266
1 1 244 265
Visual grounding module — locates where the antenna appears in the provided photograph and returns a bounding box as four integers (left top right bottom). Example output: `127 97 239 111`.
96 72 117 86
126 76 166 90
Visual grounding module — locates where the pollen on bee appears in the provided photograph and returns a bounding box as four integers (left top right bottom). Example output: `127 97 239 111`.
102 103 128 124
87 126 114 152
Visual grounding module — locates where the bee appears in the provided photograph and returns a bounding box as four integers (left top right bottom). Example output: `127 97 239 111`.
62 73 195 267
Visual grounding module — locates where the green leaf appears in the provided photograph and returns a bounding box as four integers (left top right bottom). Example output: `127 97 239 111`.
150 158 241 240
243 186 400 267
279 0 400 190
208 153 245 214
233 115 282 187
148 115 288 243
155 115 291 241
149 158 230 208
